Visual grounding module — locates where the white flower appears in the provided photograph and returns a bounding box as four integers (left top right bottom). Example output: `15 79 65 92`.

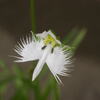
14 30 72 84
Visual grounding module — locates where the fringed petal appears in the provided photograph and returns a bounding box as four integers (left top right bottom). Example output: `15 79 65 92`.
46 46 72 84
14 35 44 62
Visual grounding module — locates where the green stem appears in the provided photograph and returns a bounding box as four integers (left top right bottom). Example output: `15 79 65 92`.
30 0 36 32
52 80 60 100
33 79 41 100
29 63 42 100
41 78 52 100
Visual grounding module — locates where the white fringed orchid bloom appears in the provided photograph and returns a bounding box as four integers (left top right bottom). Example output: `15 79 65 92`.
14 30 71 84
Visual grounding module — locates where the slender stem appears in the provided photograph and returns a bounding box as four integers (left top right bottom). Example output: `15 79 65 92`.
52 80 60 100
29 64 41 100
33 80 41 100
30 0 36 32
42 75 60 100
41 78 52 100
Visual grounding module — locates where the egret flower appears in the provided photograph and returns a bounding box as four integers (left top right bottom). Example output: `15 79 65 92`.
14 30 72 83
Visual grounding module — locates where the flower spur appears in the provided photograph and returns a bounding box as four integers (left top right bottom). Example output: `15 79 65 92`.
14 30 71 84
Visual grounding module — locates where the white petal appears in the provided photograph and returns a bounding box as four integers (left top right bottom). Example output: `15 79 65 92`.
32 45 52 81
36 30 61 45
36 31 48 38
46 46 71 84
48 30 61 45
47 30 56 40
14 35 44 62
36 30 56 39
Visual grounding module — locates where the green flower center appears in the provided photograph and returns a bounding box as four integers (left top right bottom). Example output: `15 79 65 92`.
44 34 57 48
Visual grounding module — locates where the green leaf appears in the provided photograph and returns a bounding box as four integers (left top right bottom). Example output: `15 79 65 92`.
0 84 7 94
0 60 6 69
0 75 14 85
0 75 14 97
11 89 28 100
63 27 79 44
42 75 60 100
41 77 52 100
13 65 24 78
63 28 87 54
51 78 60 100
32 79 42 100
70 28 87 51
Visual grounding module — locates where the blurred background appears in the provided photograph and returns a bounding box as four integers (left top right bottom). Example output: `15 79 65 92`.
0 0 100 100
